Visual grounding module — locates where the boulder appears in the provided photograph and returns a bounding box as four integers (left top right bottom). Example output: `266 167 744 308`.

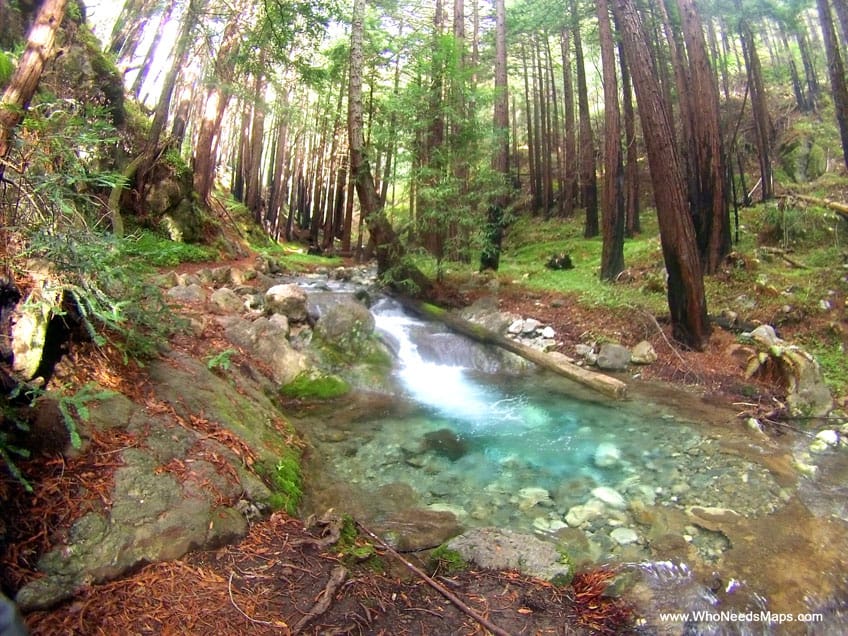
376 509 462 552
314 298 375 345
448 527 572 583
209 287 244 314
596 343 631 371
166 283 206 305
11 283 62 380
265 284 308 322
220 315 307 385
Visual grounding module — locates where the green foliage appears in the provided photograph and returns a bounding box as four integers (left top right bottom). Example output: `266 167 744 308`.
24 230 184 361
119 230 216 267
281 372 350 400
0 51 13 86
54 383 116 449
428 545 467 575
260 453 302 515
206 349 237 372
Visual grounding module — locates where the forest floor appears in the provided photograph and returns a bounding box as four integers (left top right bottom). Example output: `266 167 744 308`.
9 204 848 635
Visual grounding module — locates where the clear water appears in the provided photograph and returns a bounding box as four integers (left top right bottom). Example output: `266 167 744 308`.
295 292 848 632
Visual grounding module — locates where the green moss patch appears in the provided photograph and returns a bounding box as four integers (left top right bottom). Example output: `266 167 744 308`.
281 372 350 400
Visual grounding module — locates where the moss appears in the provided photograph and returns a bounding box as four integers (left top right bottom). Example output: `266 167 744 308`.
258 452 302 515
429 545 468 575
281 372 350 400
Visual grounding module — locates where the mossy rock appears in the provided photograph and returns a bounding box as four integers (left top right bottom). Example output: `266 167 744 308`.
281 371 350 401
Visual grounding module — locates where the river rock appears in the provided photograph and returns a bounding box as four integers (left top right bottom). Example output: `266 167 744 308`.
517 486 554 511
565 499 606 527
594 442 622 468
610 527 639 545
631 340 658 365
265 284 308 322
376 509 462 552
210 287 244 314
591 486 627 509
314 298 375 347
448 527 571 583
422 428 468 461
508 319 524 334
522 318 541 334
532 517 568 534
596 343 631 371
166 283 206 305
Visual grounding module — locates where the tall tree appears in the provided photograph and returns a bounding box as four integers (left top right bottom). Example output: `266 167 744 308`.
560 27 577 218
480 0 509 271
612 0 711 350
817 0 848 169
677 0 730 273
597 0 625 281
571 0 598 238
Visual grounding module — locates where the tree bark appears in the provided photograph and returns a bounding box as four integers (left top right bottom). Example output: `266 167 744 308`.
572 0 598 238
612 0 710 350
677 0 731 273
618 30 641 236
0 0 69 182
817 0 848 170
481 0 509 272
598 0 625 281
560 28 577 218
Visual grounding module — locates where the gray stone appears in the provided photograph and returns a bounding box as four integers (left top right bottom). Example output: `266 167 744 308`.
166 284 206 304
541 326 556 339
376 509 462 552
610 527 639 545
591 486 627 509
265 284 308 322
314 298 375 344
448 527 571 583
210 287 244 314
596 343 631 371
631 340 658 365
219 315 307 385
522 318 541 334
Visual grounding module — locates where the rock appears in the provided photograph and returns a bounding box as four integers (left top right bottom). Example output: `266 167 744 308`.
166 284 206 305
594 442 622 468
517 487 554 511
596 343 631 371
591 486 627 509
546 253 574 270
630 340 657 365
376 509 462 552
219 315 307 385
448 528 571 583
610 527 639 545
265 284 308 322
811 429 840 453
541 326 556 339
209 287 244 314
422 429 468 461
314 298 375 347
522 318 541 334
532 517 568 534
565 500 605 527
508 319 524 335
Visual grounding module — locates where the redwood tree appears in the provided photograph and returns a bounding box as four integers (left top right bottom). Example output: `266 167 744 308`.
611 0 710 350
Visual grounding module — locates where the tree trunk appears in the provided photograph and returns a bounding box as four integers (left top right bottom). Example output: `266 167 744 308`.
677 0 731 273
738 13 774 201
481 0 509 272
560 28 577 218
619 31 641 236
572 0 598 238
612 0 710 350
598 0 625 281
817 0 848 170
0 0 68 182
129 0 176 99
521 41 539 212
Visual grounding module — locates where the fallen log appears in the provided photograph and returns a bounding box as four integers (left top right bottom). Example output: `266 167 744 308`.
789 194 848 221
398 297 628 400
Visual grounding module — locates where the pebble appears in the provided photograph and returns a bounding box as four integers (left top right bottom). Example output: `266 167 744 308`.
591 486 627 509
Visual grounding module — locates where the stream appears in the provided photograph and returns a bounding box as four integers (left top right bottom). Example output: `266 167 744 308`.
293 280 848 634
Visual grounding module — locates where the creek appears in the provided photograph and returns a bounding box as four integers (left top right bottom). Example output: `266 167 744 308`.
293 284 848 634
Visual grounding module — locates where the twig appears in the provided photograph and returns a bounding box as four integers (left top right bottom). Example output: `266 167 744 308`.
356 521 515 636
292 565 348 634
638 309 703 383
227 571 277 627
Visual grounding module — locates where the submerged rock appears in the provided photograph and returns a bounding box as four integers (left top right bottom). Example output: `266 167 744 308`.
422 428 469 461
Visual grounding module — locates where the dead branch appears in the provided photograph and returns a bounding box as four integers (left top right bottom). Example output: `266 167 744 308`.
290 510 344 550
758 246 808 269
291 565 348 634
227 571 278 628
356 521 516 636
784 193 848 221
